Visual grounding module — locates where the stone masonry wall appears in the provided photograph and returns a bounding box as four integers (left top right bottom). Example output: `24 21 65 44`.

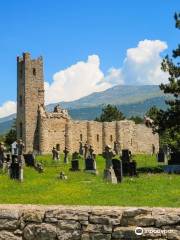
0 205 179 240
134 124 159 154
38 113 159 155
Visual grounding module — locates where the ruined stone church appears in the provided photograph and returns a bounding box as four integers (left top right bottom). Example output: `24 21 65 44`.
16 53 159 154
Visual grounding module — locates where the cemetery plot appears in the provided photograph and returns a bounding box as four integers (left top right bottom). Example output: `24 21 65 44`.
0 154 179 206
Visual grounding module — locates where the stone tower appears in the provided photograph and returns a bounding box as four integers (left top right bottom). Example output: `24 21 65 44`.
16 53 44 153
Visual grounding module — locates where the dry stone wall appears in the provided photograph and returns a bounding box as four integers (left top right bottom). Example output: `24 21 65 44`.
0 205 179 240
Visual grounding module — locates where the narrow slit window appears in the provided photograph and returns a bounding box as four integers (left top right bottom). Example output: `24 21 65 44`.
56 144 60 151
80 134 83 141
33 68 36 76
110 135 113 142
19 95 23 107
20 122 23 138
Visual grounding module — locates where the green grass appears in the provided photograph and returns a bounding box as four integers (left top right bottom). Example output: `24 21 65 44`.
0 154 179 207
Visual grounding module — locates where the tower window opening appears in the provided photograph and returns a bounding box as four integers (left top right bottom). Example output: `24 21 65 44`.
56 144 60 151
20 122 23 138
80 134 83 141
33 68 36 76
110 135 113 142
20 68 23 78
97 134 99 142
19 95 23 107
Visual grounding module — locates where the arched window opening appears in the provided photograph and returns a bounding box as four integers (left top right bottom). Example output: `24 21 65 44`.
56 144 60 151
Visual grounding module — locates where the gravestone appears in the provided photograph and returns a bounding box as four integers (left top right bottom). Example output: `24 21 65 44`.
103 145 117 184
112 159 123 183
3 153 11 173
157 150 165 163
70 152 80 171
9 157 23 181
0 142 6 168
63 147 69 164
169 152 180 165
79 142 84 155
70 159 79 171
52 147 60 160
34 162 44 173
84 142 89 159
121 149 137 177
24 153 36 166
121 149 131 162
11 141 18 155
58 171 68 180
129 160 137 176
84 156 98 175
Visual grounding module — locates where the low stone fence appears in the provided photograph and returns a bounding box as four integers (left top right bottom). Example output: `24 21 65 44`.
0 205 179 240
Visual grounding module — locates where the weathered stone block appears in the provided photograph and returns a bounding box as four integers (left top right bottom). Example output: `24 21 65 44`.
112 226 138 239
0 209 19 220
0 230 22 240
22 210 45 223
155 214 180 227
122 208 151 218
90 233 111 240
58 220 81 230
121 214 155 227
57 230 81 240
0 219 19 230
23 223 57 240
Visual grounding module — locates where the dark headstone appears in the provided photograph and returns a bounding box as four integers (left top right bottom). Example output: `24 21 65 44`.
129 161 137 176
9 157 23 181
157 151 165 163
122 161 129 176
70 159 80 171
112 159 123 183
85 157 95 171
24 154 36 166
121 149 131 162
169 152 180 165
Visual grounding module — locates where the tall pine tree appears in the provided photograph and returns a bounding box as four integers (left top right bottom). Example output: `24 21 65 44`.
154 13 180 152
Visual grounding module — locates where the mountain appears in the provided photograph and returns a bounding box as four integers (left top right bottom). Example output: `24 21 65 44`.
0 113 16 124
0 85 167 134
47 85 164 111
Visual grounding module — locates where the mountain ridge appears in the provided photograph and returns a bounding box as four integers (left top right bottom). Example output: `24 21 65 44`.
0 85 166 134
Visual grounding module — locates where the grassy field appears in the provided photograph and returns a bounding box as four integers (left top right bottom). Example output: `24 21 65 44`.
0 154 179 207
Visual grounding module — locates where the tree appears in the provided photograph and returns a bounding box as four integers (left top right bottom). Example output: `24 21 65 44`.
153 13 180 152
95 104 125 122
146 106 160 121
5 119 17 146
129 116 143 124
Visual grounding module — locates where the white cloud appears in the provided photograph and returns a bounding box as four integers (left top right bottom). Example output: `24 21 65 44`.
120 39 169 85
0 39 169 114
45 55 111 104
45 39 168 104
105 68 124 85
0 101 16 118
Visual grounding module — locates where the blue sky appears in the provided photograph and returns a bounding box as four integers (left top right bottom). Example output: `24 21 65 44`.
0 0 179 117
